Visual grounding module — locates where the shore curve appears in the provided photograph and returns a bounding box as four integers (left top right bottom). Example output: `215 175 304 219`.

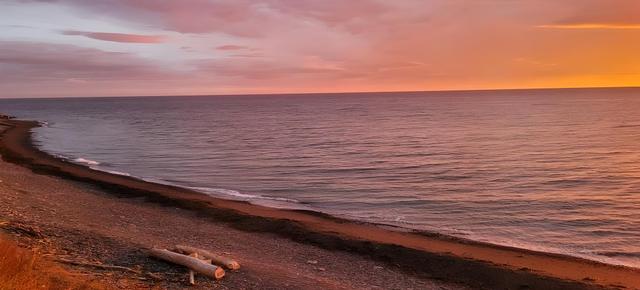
1 118 639 289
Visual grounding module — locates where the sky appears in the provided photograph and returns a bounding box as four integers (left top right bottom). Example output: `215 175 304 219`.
0 0 639 98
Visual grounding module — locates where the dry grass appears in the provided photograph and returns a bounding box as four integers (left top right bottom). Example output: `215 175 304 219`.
0 236 106 290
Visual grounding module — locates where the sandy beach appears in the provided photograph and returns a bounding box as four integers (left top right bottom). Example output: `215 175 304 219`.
1 118 638 289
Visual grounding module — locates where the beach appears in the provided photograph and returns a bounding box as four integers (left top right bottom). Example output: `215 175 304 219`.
1 118 639 289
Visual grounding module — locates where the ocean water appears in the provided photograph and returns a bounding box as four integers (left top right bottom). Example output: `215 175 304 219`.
2 88 640 268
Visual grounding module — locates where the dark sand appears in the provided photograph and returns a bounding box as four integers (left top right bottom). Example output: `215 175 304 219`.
1 119 638 289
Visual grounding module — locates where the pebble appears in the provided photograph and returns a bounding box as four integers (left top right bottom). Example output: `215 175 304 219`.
306 260 318 264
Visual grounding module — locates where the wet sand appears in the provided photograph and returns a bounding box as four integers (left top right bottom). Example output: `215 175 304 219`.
0 118 638 289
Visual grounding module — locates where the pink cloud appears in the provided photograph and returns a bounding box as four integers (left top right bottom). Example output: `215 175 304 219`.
228 53 264 58
535 0 640 30
549 0 640 25
0 40 197 97
216 44 249 51
20 0 393 36
62 30 166 43
0 41 166 81
193 58 347 80
267 0 389 26
30 0 271 36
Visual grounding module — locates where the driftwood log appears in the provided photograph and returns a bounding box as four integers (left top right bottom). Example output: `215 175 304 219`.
149 248 225 280
187 252 212 285
174 245 241 270
188 253 197 285
189 269 195 285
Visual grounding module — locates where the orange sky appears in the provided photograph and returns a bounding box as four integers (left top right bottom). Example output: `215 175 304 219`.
0 0 639 97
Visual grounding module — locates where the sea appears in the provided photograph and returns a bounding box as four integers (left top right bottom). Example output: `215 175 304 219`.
2 88 639 268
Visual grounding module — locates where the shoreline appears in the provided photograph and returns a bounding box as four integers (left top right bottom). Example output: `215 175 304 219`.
46 154 640 270
1 118 639 289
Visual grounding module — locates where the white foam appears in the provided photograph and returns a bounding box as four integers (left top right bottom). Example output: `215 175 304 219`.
100 169 132 177
74 157 100 166
188 186 300 203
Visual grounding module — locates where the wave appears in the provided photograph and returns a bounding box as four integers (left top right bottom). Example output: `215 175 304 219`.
100 169 132 177
56 152 301 206
73 157 100 166
188 186 300 204
593 251 640 258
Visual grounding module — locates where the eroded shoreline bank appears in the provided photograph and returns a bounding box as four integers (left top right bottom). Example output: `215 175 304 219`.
1 118 638 289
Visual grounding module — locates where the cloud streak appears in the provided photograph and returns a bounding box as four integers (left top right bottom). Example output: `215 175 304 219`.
216 44 249 51
62 30 166 43
537 23 640 30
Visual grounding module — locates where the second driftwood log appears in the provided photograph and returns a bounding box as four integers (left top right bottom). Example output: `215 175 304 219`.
149 248 225 280
174 245 241 270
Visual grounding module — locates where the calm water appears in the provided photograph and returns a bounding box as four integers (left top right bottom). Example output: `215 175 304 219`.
2 88 640 267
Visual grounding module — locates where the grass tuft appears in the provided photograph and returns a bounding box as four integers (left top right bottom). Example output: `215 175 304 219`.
0 236 105 290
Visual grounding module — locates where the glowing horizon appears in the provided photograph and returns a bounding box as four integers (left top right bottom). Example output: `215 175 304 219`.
1 0 639 98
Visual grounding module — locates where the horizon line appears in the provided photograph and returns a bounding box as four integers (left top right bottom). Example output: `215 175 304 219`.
2 85 640 100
